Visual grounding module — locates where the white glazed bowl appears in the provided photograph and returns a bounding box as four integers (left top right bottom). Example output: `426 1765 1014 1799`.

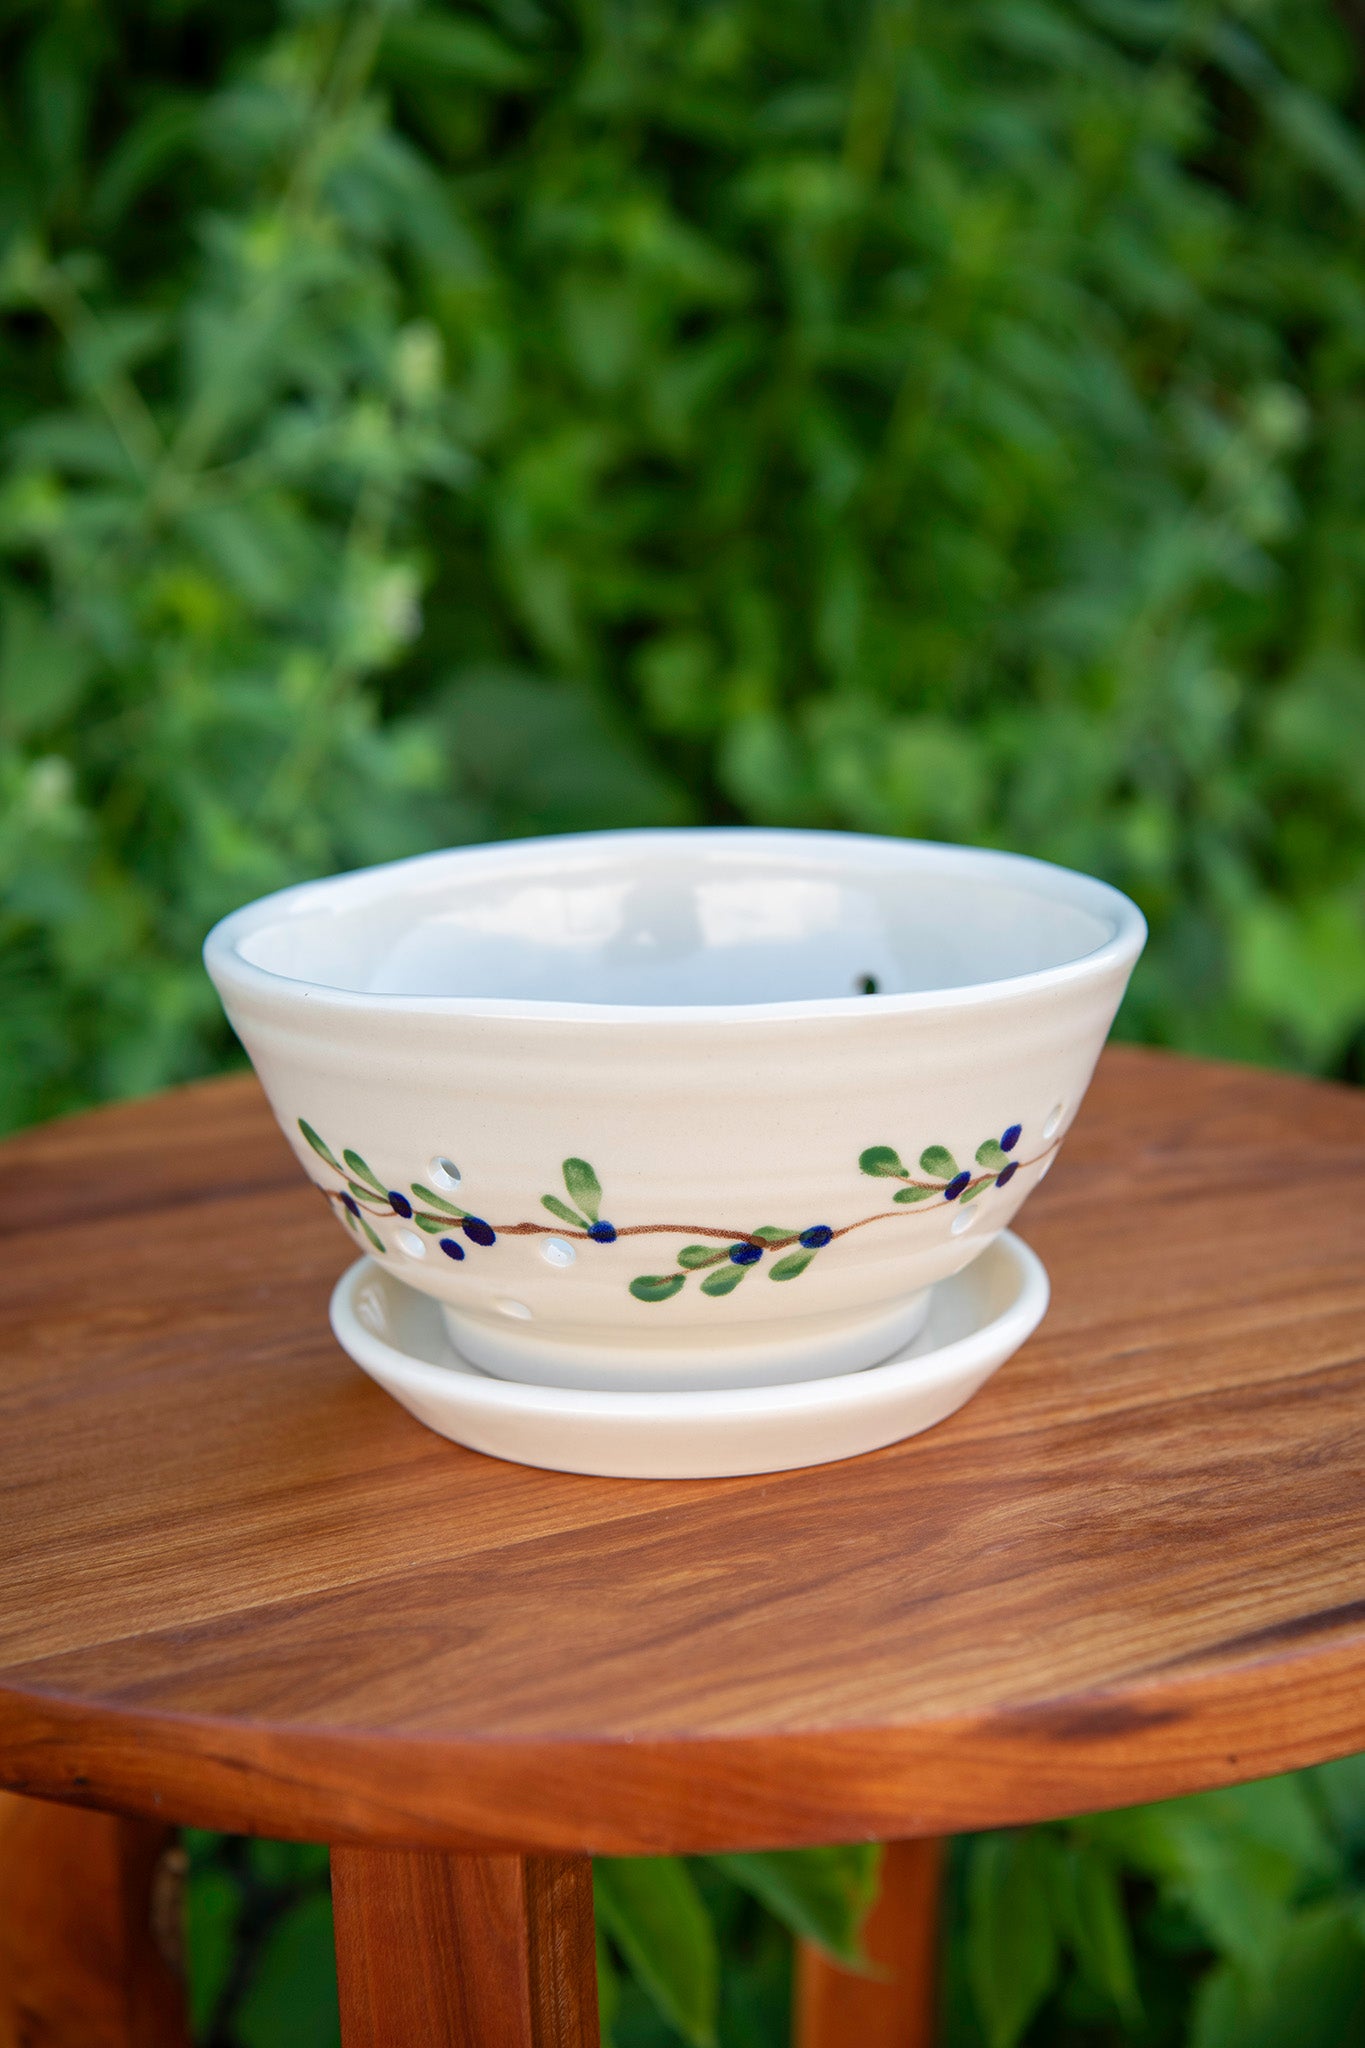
204 828 1144 1391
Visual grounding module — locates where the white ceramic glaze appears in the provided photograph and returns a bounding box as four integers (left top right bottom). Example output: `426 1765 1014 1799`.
329 1231 1049 1478
204 828 1143 1391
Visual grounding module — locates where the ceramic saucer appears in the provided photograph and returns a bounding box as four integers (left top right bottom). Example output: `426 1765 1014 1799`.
329 1230 1048 1479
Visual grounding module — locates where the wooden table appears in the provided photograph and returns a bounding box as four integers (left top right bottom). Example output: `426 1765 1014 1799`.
1 1047 1363 2047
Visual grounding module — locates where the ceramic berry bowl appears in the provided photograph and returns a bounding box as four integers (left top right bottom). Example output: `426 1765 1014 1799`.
204 828 1144 1393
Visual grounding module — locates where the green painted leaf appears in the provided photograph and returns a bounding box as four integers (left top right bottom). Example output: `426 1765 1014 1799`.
341 1205 359 1233
678 1244 728 1268
630 1273 687 1303
919 1144 959 1179
594 1857 718 2048
769 1249 815 1280
358 1215 385 1254
343 1149 387 1195
562 1157 602 1223
751 1224 794 1243
967 1832 1061 2048
411 1183 465 1216
976 1138 1007 1169
960 1177 992 1202
346 1179 382 1205
859 1144 908 1178
298 1120 344 1175
711 1846 881 1967
701 1262 747 1295
542 1193 589 1230
893 1185 937 1203
412 1213 446 1234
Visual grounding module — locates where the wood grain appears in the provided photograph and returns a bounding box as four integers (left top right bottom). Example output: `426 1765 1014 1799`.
0 1789 188 2048
0 1049 1362 1851
793 1838 943 2048
330 1849 597 2048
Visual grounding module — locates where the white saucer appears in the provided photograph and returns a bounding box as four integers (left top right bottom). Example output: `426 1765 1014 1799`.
329 1231 1048 1479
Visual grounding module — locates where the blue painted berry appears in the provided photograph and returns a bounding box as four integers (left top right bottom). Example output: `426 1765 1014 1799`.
587 1220 618 1243
799 1225 833 1249
388 1190 413 1218
462 1217 496 1247
438 1237 465 1260
1001 1124 1022 1152
944 1171 972 1201
729 1241 763 1266
996 1160 1018 1188
342 1193 361 1217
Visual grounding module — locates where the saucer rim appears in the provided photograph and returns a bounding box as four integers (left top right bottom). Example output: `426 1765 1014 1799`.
330 1229 1049 1422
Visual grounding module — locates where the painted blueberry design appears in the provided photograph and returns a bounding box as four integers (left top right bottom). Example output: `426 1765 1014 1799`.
297 1116 1042 1304
298 1120 500 1257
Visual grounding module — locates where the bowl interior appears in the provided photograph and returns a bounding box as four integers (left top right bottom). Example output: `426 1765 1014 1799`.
231 834 1125 1007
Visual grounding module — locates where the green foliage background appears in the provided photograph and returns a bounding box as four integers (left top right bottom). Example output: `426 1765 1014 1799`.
4 0 1365 2042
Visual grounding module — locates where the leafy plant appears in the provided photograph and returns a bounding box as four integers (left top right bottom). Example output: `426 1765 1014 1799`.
945 1761 1365 2048
4 0 1365 1137
8 0 1365 2043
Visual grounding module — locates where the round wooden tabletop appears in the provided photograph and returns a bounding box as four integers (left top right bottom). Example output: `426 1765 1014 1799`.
0 1048 1362 1855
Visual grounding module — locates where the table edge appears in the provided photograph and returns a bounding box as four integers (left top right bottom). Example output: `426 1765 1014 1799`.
2 1626 1362 1851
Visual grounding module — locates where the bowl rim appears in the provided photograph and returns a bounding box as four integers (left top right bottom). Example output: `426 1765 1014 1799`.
203 826 1147 1024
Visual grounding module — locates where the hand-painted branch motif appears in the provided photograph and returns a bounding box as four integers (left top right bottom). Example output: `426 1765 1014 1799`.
297 1117 1043 1302
858 1122 1022 1204
626 1221 835 1304
299 1120 496 1262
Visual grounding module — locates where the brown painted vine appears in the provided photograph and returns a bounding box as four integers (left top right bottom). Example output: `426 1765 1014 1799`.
297 1118 1050 1304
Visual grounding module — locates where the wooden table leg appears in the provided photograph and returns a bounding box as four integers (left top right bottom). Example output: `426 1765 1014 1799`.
0 1789 189 2048
331 1847 598 2048
793 1837 944 2048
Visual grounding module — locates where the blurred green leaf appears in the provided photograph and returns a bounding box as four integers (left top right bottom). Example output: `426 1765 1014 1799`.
1055 1840 1141 2023
966 1832 1061 2048
710 1847 880 1966
1090 1778 1341 1971
185 1864 241 2040
234 1890 339 2048
595 1857 719 2048
246 1840 331 1887
1310 1753 1365 1856
0 588 91 738
1191 1900 1365 2048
